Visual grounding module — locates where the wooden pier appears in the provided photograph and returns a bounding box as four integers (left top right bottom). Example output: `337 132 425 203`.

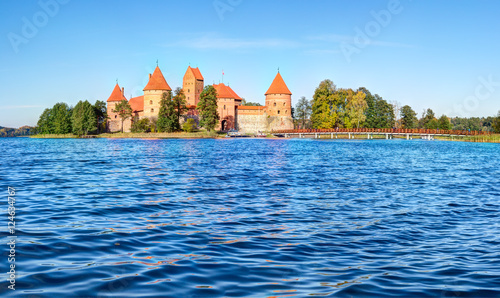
272 128 491 140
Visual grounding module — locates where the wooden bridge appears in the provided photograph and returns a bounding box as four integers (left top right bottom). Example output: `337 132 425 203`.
272 128 491 140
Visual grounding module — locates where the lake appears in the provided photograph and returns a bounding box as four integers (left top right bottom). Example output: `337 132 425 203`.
1 138 499 297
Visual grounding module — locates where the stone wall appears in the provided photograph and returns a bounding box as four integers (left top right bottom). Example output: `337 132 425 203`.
237 114 268 133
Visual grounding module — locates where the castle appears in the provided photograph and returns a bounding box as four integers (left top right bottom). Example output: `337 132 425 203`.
106 65 294 133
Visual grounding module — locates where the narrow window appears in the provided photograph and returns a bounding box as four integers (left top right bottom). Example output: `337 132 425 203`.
274 102 276 107
224 105 226 110
115 115 117 119
283 102 286 106
151 108 154 113
150 100 153 105
278 110 280 115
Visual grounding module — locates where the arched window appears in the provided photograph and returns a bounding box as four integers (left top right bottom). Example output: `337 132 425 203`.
150 100 153 105
188 89 190 92
274 102 276 107
283 102 286 106
278 110 280 115
115 115 117 119
151 108 154 113
224 105 226 110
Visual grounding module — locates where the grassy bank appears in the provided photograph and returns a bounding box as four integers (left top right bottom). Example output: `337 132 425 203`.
436 134 500 143
30 131 225 139
31 134 77 139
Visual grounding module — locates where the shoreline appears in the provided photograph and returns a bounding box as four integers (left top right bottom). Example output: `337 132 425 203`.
27 133 500 142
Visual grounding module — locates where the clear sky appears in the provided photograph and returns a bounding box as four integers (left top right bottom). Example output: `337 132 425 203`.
1 0 500 128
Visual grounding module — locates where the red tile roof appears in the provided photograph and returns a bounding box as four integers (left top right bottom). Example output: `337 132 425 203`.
188 66 204 81
213 83 242 100
143 66 172 91
107 83 127 102
265 72 292 95
129 95 144 112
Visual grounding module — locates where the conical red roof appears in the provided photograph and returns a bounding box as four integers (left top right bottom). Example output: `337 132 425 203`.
143 66 172 91
265 72 292 95
107 84 127 102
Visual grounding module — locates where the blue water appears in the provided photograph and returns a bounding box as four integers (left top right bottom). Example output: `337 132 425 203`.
1 138 500 297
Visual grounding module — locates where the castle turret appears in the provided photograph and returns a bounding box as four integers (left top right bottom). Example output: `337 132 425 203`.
143 66 172 119
265 72 292 117
106 83 127 132
183 66 204 106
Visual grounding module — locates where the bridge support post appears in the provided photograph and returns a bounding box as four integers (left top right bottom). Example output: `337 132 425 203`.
406 134 409 140
299 133 302 138
385 133 388 140
331 133 333 139
348 133 351 139
336 133 338 139
315 133 318 139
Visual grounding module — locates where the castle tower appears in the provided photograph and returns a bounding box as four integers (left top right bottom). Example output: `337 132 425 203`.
106 83 127 132
183 66 204 106
265 72 292 117
143 66 172 119
213 83 242 131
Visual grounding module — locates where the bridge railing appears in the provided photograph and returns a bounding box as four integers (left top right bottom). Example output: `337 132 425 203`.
272 128 492 136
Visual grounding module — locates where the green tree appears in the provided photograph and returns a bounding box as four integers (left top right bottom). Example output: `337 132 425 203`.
438 115 452 130
112 99 133 133
52 102 72 134
419 108 436 129
197 85 219 131
311 80 337 129
295 96 312 129
93 100 107 134
37 108 54 134
173 88 187 131
131 117 150 133
157 91 177 132
492 111 500 133
400 105 418 129
72 100 97 135
182 118 197 132
358 88 394 128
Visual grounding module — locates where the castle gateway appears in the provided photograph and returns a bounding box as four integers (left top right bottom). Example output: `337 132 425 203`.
106 66 294 133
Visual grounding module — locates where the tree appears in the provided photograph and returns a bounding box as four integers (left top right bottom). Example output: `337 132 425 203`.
438 115 452 130
112 99 133 133
94 100 107 134
197 85 219 131
419 108 436 129
492 111 500 133
311 80 337 129
131 118 150 133
172 88 187 131
157 91 177 132
358 88 394 128
400 105 418 129
72 100 97 135
182 118 196 132
37 108 54 134
295 96 312 129
52 102 72 134
345 90 367 128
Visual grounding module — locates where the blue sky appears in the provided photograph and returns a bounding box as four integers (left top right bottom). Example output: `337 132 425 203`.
1 0 500 128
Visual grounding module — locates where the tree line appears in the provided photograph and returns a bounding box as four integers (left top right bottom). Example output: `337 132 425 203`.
36 100 107 135
294 79 500 133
